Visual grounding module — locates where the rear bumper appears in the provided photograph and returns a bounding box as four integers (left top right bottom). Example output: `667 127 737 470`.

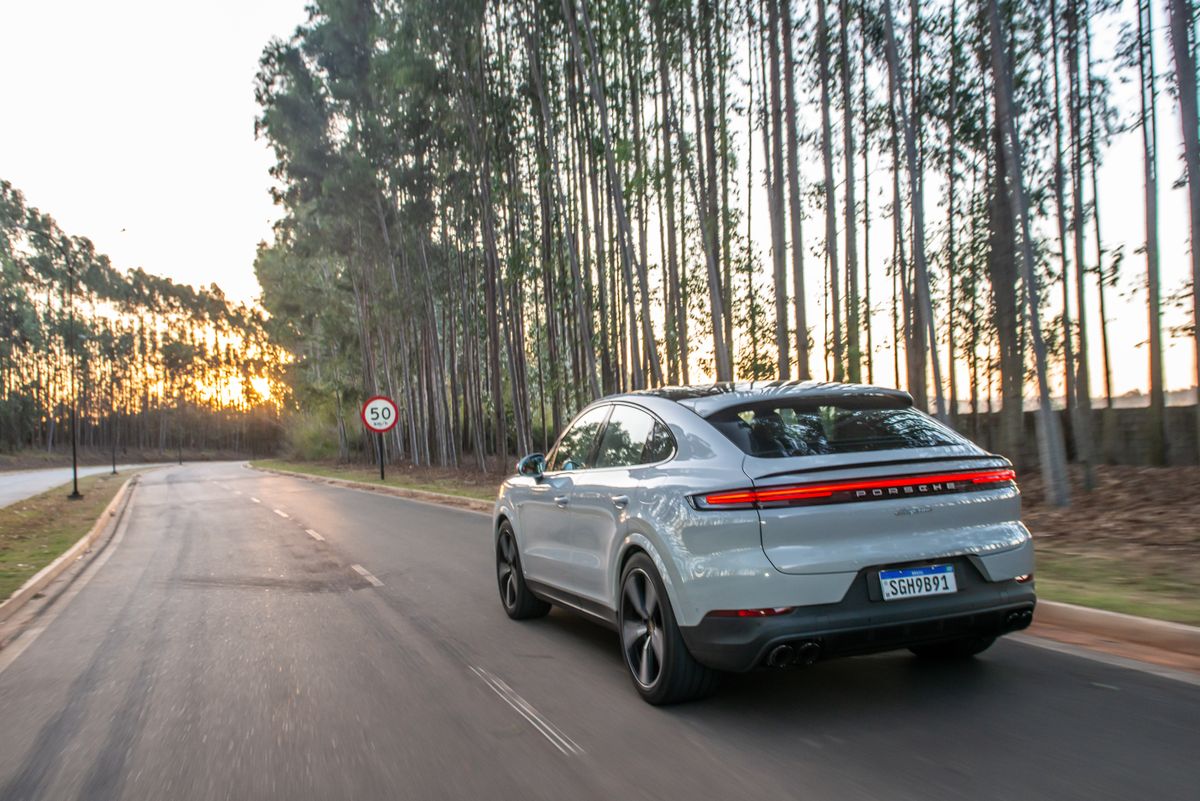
679 556 1035 672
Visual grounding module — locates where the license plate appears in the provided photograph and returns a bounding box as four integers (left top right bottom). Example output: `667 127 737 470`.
878 564 957 601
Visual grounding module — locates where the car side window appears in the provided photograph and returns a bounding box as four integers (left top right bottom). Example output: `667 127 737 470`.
594 405 658 469
547 405 610 472
641 420 676 464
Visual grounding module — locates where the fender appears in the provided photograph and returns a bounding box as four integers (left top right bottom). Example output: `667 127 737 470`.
493 497 518 544
611 527 686 623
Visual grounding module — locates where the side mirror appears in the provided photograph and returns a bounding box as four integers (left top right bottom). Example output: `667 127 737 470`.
516 453 546 479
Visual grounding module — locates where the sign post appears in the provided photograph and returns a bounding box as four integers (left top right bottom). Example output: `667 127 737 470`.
361 395 399 481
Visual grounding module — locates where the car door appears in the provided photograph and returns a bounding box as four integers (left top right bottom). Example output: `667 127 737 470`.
566 403 660 605
518 404 611 589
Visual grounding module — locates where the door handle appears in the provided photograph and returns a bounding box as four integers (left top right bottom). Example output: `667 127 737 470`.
554 495 570 508
610 495 629 509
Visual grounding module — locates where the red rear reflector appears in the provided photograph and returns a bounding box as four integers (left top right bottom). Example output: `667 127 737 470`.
708 607 796 618
701 468 1016 508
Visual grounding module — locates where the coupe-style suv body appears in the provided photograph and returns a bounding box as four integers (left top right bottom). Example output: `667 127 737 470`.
494 381 1035 703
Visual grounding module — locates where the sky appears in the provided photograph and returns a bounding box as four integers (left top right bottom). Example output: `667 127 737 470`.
0 0 1196 398
0 0 308 303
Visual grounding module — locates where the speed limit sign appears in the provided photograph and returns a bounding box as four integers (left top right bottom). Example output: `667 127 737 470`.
361 395 399 433
362 395 397 481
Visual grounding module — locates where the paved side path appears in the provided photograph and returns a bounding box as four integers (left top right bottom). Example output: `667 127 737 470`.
0 466 164 509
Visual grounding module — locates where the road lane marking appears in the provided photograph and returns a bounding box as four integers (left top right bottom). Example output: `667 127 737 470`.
469 666 583 755
250 497 261 504
305 529 325 542
244 463 491 518
351 564 383 587
233 490 242 495
273 509 289 518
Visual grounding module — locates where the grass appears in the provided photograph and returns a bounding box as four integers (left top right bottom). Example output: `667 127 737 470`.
252 459 499 502
1033 547 1200 626
0 471 132 602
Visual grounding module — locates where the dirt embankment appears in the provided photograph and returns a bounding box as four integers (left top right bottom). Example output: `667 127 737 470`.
1020 465 1200 558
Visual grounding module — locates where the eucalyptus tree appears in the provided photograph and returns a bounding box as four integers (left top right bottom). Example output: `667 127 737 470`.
1166 0 1199 458
815 0 844 381
882 0 944 419
1 180 284 455
988 0 1072 506
1121 0 1166 461
1065 0 1097 488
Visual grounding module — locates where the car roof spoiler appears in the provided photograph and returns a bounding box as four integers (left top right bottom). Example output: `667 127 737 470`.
623 381 914 419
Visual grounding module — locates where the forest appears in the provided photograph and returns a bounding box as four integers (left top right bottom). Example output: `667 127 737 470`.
252 0 1200 505
0 181 286 458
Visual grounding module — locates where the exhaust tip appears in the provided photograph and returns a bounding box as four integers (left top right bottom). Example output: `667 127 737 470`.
795 640 821 666
766 644 796 668
1004 609 1034 631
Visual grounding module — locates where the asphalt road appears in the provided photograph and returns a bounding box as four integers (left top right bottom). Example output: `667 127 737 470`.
0 465 166 509
0 462 1195 801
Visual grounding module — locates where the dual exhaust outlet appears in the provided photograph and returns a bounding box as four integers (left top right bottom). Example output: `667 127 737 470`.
766 641 821 668
1004 608 1034 630
765 607 1034 668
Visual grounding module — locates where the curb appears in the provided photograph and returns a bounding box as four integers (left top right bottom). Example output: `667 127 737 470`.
0 474 138 625
250 465 494 514
1035 600 1200 658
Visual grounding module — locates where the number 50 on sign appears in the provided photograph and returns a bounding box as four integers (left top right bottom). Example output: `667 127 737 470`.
361 396 399 433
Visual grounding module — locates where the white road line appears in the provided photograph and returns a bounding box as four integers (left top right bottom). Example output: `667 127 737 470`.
1009 634 1200 688
273 509 289 519
469 666 584 755
250 497 261 504
305 529 325 542
351 564 383 587
233 490 242 495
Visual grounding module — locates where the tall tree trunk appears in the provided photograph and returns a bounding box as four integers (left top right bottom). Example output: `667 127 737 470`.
989 0 1072 507
816 0 843 380
563 0 663 388
525 19 601 399
860 0 873 385
766 0 791 378
1084 17 1114 416
1050 0 1080 460
1166 0 1200 460
653 0 683 386
889 89 906 392
840 0 861 383
1138 0 1166 464
1066 0 1097 489
946 0 959 421
675 3 733 380
882 0 945 419
781 0 809 380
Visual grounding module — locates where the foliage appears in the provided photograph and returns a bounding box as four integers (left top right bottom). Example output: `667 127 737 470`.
0 181 286 454
252 0 1197 482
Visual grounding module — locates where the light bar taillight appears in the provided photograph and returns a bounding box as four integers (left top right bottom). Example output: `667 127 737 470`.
696 468 1016 510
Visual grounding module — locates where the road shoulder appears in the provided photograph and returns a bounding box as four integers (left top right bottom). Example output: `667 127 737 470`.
0 473 139 643
249 463 494 513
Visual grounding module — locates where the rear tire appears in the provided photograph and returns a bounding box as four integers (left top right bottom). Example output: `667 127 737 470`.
618 553 719 705
496 522 550 620
909 636 996 660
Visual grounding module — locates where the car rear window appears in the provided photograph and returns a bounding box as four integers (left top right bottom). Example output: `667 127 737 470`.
707 404 957 458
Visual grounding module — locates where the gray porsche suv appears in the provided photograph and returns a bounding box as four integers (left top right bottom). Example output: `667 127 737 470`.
494 381 1036 704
